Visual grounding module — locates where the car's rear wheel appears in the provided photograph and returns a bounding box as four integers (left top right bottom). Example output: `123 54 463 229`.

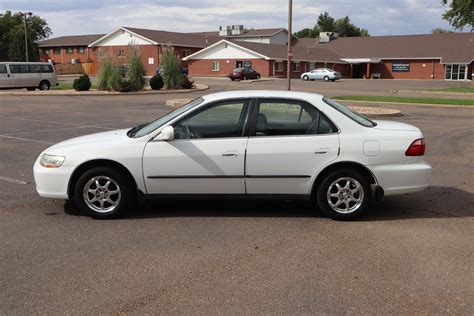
303 75 309 81
316 169 371 220
243 75 247 80
256 74 260 79
39 80 50 91
323 76 329 82
74 167 133 219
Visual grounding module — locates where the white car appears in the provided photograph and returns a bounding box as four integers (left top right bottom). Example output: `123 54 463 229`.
34 91 431 220
301 68 341 82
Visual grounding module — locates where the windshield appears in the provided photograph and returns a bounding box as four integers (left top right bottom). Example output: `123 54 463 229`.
322 97 376 127
132 97 204 137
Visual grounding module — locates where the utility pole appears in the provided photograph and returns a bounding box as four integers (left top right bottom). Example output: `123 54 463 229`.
287 0 292 90
19 12 33 62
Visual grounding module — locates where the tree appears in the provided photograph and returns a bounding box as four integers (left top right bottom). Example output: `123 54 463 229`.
295 12 369 38
160 47 181 89
0 11 51 61
431 27 455 33
441 0 474 30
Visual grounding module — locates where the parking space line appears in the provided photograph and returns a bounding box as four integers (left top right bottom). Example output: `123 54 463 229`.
0 116 87 127
0 176 29 185
3 125 117 136
0 134 54 144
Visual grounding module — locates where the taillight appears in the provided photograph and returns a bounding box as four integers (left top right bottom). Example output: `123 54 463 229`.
405 138 425 156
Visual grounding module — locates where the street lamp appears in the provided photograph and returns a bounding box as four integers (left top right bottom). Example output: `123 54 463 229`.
19 11 33 62
287 0 292 91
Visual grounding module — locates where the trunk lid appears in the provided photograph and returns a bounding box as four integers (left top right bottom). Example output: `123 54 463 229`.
373 120 419 131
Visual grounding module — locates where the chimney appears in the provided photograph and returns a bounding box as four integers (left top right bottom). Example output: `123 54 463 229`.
318 32 338 43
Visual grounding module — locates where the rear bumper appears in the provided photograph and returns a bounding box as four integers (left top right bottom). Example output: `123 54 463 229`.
369 161 432 196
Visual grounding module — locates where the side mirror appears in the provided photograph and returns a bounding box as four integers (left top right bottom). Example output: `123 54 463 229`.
155 126 174 141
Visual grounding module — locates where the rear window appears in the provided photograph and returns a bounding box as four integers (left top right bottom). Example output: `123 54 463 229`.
233 68 244 72
323 97 376 127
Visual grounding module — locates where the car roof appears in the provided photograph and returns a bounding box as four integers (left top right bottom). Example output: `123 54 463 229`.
202 90 324 102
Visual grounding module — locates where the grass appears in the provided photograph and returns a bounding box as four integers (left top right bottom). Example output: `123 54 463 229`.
332 95 474 106
51 82 74 90
431 87 474 93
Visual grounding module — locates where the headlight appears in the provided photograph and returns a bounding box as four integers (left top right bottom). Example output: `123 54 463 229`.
40 154 65 168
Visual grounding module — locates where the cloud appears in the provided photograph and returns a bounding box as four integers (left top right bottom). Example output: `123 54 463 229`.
0 0 454 37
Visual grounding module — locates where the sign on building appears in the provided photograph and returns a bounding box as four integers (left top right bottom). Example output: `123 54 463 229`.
392 62 410 72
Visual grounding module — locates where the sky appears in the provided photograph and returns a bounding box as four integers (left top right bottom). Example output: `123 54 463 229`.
0 0 456 38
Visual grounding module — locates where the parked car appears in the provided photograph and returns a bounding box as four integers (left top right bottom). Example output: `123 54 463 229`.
301 68 341 82
229 68 260 81
0 62 57 91
34 90 431 220
155 66 188 76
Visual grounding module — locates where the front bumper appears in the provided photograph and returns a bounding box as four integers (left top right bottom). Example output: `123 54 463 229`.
33 161 74 199
369 161 432 196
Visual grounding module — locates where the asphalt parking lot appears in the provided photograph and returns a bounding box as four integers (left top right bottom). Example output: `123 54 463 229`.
1 79 473 314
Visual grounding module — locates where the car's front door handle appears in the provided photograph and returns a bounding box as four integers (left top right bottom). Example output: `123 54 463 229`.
222 151 239 157
315 148 330 155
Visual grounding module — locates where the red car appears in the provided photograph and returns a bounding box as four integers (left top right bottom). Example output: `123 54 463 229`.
229 67 261 81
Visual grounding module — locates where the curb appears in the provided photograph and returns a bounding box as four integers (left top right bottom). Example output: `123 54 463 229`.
0 84 209 96
335 99 473 108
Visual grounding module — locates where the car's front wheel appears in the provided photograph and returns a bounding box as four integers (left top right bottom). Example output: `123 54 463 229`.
303 75 309 81
39 80 51 91
316 169 371 220
323 76 329 82
74 167 134 219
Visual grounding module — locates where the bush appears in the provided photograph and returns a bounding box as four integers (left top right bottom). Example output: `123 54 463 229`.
73 74 92 91
160 47 181 89
109 67 123 92
97 56 113 90
149 75 164 90
116 79 132 92
180 75 194 89
127 45 146 91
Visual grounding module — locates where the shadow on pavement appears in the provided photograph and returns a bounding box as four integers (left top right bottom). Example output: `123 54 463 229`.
64 186 473 221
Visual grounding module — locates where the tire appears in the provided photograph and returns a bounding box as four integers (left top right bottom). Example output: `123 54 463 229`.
316 169 371 220
39 80 50 91
323 76 329 82
256 74 260 79
243 76 247 80
331 79 336 82
74 167 134 219
303 75 309 81
230 78 235 81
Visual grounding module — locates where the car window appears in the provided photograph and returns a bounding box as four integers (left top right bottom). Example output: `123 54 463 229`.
0 65 6 73
255 100 336 136
323 97 376 127
173 100 249 139
9 65 30 73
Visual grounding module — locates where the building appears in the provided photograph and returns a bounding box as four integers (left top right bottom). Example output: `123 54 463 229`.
183 39 345 78
294 32 474 81
37 25 473 81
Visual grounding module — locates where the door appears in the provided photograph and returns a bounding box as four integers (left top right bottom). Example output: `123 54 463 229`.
143 99 251 194
9 64 35 88
245 99 340 195
0 64 11 88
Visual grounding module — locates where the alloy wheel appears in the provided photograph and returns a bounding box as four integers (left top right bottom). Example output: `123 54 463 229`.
326 177 364 214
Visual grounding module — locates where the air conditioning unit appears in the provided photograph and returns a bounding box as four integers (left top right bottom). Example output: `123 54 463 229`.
231 25 244 35
71 58 77 64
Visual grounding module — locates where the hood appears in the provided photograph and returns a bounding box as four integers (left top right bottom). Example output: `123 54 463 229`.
44 128 130 154
373 120 419 132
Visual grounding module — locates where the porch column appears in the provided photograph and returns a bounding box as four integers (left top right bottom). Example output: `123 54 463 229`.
366 63 371 79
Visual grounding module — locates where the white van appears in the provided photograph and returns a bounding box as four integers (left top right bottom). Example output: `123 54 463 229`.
0 62 58 91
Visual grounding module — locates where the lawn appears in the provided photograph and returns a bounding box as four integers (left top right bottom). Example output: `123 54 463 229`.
332 95 474 106
51 82 74 90
432 87 474 93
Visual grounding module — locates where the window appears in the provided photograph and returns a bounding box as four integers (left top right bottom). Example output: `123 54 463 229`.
43 48 50 55
323 97 376 127
29 64 54 73
118 48 125 58
99 50 105 58
275 61 284 72
78 47 85 53
255 100 336 136
212 61 220 71
173 100 249 139
9 65 30 73
293 62 300 72
445 64 467 80
53 47 60 55
0 64 7 73
182 49 191 57
66 47 73 54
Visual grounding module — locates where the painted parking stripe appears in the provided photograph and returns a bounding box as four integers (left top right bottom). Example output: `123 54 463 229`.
0 134 54 144
0 176 29 185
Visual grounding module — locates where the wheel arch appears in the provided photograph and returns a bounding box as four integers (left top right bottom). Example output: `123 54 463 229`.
310 161 378 197
68 159 138 198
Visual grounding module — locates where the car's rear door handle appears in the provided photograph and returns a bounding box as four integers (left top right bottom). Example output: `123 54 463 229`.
315 148 330 155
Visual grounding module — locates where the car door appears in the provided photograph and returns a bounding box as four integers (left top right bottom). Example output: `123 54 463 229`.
245 98 340 195
0 64 11 88
142 99 251 194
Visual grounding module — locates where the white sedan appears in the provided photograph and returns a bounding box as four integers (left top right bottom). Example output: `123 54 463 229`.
301 68 341 81
34 91 431 220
